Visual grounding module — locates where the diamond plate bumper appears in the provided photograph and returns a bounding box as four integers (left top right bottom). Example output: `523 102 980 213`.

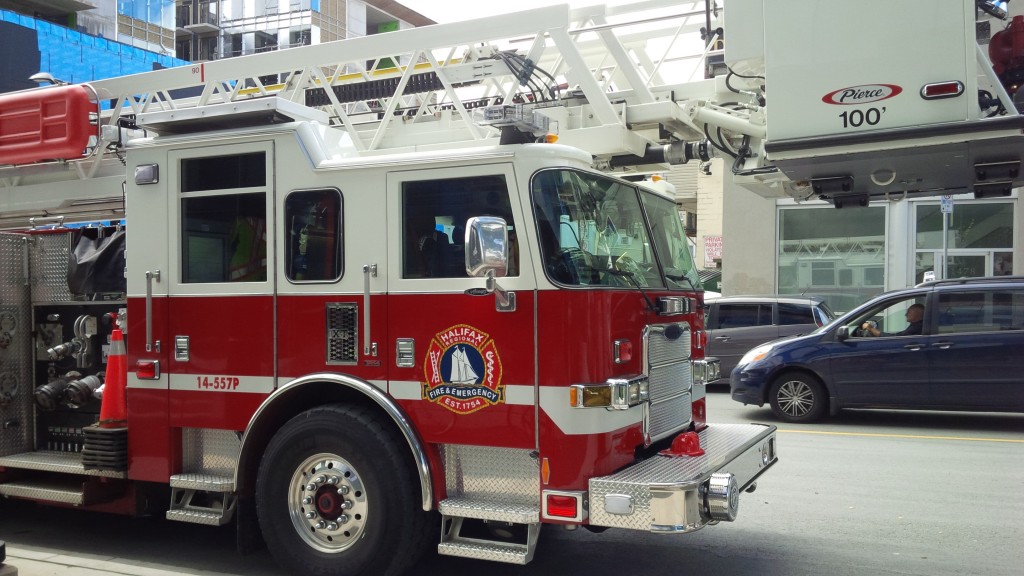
589 423 777 532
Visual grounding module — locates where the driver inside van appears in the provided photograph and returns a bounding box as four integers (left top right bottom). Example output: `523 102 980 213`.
862 303 924 337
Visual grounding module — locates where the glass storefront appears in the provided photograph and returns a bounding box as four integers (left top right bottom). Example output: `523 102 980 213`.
777 206 886 313
914 201 1015 282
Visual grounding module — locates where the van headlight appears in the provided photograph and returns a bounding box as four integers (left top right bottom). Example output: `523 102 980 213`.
739 344 774 367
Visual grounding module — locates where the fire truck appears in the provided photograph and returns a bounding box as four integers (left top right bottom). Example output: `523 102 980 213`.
0 1 1021 575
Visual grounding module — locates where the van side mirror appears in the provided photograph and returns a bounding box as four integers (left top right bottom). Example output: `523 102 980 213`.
836 326 851 341
465 216 508 278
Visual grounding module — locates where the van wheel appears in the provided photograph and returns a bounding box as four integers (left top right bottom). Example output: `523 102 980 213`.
256 404 430 576
768 374 826 423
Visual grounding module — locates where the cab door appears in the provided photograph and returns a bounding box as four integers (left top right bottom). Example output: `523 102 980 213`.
165 142 277 431
385 164 537 449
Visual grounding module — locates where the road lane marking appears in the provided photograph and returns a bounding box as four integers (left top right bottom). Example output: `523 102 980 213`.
778 429 1024 443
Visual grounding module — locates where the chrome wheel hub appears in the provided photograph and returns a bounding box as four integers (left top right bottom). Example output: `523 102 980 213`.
288 453 368 553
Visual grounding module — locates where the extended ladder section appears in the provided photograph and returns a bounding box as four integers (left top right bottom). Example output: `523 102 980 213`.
0 2 731 205
1 0 1023 214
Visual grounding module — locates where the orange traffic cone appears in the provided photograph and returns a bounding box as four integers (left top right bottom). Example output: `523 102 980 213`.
99 322 127 428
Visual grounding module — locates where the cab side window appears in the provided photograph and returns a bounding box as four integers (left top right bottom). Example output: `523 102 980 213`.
284 189 342 282
401 175 518 279
180 152 268 283
182 193 266 283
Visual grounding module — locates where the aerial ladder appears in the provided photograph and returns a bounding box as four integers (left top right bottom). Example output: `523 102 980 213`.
2 0 1023 225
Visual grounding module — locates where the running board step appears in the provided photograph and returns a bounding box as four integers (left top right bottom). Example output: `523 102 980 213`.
0 451 125 478
166 474 237 526
0 475 126 506
438 513 540 565
438 497 539 524
437 538 534 564
0 480 85 505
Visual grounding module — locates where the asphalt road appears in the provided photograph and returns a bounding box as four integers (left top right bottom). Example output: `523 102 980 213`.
2 388 1022 576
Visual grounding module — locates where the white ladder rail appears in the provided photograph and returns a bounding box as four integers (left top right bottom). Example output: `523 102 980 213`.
3 2 731 189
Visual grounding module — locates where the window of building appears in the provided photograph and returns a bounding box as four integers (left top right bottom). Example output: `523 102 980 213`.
284 189 342 282
914 201 1015 280
778 206 886 313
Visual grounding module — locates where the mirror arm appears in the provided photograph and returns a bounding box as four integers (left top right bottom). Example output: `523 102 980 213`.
486 270 516 312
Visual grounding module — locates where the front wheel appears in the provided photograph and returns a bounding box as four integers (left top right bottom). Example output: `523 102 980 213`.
256 404 430 576
768 373 827 423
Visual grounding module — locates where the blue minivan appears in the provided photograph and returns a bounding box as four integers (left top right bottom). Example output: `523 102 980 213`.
730 276 1024 423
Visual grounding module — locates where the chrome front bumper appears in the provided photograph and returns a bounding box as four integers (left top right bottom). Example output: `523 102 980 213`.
589 423 777 532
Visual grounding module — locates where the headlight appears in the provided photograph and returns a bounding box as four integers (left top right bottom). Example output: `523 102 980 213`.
739 344 774 367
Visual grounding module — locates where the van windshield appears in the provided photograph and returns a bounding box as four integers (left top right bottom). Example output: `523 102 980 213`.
531 169 700 290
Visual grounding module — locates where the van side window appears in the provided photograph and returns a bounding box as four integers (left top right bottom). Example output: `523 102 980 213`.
401 175 518 279
284 189 342 282
716 304 770 329
937 289 1024 333
181 192 267 283
778 303 810 325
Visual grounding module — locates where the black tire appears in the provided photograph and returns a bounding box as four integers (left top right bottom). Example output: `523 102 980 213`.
256 404 430 576
768 373 827 423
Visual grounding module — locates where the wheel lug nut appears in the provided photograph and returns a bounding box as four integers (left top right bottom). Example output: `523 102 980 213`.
337 485 350 495
315 520 327 529
302 497 313 505
326 476 339 485
305 483 317 491
341 500 353 510
314 475 326 484
327 522 338 531
337 514 349 524
305 512 316 519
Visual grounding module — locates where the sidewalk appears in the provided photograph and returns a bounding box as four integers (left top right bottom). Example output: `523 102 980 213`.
5 544 245 576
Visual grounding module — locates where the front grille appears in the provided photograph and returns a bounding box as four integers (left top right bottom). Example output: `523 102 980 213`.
645 323 692 441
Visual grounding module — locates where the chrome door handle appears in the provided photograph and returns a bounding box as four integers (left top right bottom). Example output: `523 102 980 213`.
714 336 731 341
931 341 954 349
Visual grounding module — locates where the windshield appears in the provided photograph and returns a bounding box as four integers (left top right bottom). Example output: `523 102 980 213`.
531 169 700 290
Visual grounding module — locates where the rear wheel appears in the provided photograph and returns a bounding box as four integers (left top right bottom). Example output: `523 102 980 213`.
256 404 430 576
768 373 826 423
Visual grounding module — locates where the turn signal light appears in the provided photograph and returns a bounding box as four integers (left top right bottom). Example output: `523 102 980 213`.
613 339 632 364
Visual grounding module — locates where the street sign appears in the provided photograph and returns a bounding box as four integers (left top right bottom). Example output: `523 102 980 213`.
940 195 954 214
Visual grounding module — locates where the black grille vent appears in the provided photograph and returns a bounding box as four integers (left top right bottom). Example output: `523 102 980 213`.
326 303 358 364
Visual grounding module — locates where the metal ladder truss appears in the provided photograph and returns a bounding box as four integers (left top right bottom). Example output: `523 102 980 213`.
60 2 738 167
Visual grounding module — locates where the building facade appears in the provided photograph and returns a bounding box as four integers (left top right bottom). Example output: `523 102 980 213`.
716 168 1021 314
173 0 433 62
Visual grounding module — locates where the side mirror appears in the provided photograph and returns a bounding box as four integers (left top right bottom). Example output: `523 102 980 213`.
465 216 508 277
836 326 851 341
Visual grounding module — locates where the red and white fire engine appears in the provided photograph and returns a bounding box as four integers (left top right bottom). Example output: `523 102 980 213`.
0 1 1021 575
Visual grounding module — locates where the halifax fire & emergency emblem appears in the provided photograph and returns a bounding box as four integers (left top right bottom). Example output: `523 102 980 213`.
423 324 504 414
